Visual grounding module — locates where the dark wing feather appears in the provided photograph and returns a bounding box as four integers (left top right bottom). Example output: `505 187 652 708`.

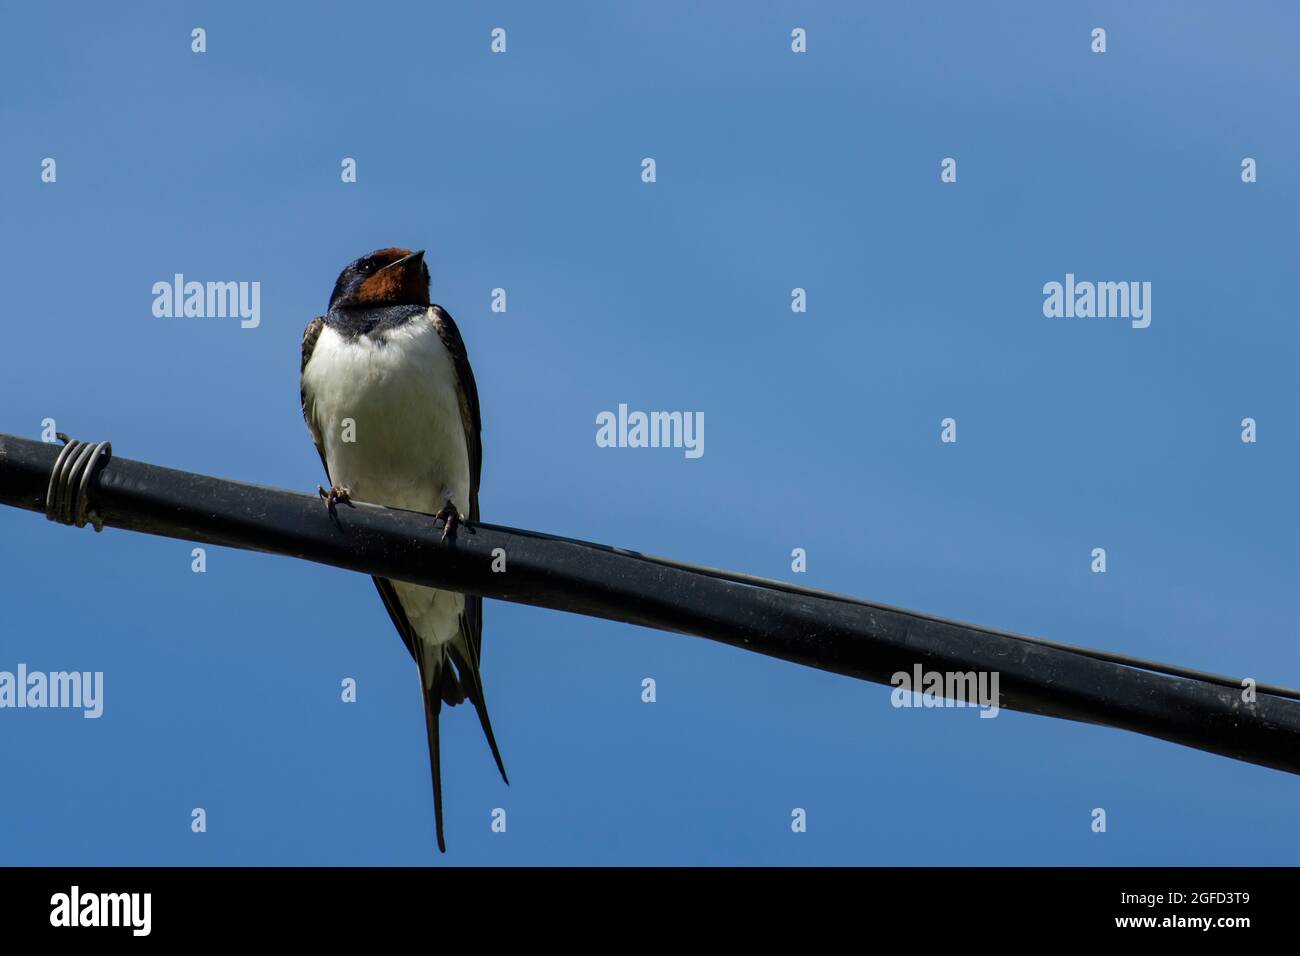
372 578 420 667
300 316 324 377
429 304 482 519
429 305 506 783
430 303 484 658
300 316 327 471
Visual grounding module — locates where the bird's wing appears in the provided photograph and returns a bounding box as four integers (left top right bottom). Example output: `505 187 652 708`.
300 316 327 470
430 303 483 657
428 304 507 785
429 304 481 523
372 577 423 669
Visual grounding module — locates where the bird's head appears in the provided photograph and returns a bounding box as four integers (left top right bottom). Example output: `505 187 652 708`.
329 248 430 311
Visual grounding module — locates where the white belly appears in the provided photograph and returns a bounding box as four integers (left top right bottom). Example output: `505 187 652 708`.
302 312 471 647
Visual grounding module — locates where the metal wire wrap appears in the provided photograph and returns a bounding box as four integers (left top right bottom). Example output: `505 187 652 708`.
44 433 112 532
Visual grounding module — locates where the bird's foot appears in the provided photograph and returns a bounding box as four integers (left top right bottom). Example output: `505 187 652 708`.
435 499 466 541
317 483 353 516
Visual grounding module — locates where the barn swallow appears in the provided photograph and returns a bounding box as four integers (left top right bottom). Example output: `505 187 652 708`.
299 247 507 852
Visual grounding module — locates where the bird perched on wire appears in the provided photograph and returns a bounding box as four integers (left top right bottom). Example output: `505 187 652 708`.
299 247 507 852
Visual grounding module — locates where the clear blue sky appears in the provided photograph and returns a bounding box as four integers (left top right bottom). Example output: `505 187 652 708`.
2 1 1298 864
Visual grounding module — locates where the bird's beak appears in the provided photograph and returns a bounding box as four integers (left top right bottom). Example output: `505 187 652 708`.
384 249 425 273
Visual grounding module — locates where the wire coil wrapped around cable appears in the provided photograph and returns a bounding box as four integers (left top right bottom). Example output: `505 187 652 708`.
44 434 112 532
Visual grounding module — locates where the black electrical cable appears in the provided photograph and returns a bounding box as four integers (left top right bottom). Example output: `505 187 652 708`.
568 538 1300 703
2 431 1299 775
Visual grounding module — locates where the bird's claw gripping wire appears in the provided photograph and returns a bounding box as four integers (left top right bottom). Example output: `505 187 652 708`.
435 500 465 541
317 483 353 518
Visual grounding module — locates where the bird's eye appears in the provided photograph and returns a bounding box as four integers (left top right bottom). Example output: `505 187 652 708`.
358 261 376 275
